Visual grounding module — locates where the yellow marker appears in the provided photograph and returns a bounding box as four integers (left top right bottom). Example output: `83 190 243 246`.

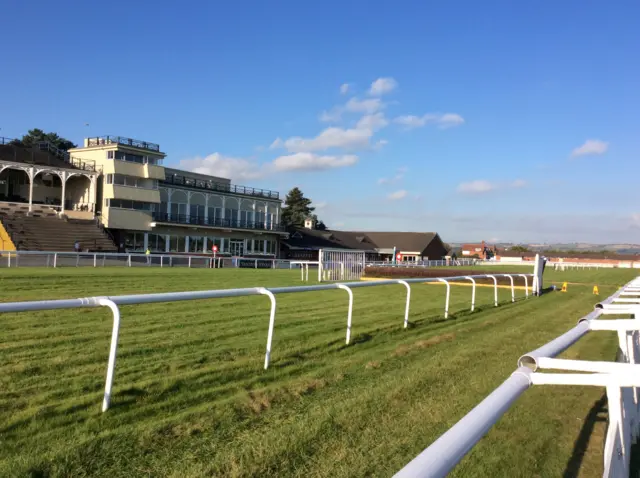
561 282 568 293
593 285 599 295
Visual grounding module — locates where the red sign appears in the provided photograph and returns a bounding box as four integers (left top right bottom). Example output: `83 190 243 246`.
212 245 218 253
396 253 402 261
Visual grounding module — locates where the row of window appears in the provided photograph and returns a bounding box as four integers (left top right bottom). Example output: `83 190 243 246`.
107 150 162 165
105 198 156 211
105 174 158 189
124 232 277 255
157 203 273 225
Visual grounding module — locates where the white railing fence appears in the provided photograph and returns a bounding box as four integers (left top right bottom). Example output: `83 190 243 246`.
394 276 640 478
0 250 294 270
0 272 534 413
366 259 478 268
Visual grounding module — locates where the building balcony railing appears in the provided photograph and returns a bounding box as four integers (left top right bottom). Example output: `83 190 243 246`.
152 212 286 232
87 136 161 152
161 175 280 200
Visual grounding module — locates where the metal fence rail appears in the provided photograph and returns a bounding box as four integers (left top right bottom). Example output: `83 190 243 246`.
366 259 478 268
394 276 640 478
0 250 295 270
0 272 533 413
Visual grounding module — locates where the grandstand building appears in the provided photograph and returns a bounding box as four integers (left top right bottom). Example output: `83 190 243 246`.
0 136 285 255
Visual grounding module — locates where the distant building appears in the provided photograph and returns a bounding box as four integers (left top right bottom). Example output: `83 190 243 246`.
461 241 496 259
282 221 448 261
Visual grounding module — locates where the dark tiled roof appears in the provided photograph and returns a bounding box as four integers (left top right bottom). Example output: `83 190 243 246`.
283 228 439 253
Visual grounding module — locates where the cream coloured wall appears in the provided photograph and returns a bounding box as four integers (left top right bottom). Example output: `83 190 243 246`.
102 208 152 231
104 184 161 203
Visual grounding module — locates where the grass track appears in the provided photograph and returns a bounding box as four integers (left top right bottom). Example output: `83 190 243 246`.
0 266 637 477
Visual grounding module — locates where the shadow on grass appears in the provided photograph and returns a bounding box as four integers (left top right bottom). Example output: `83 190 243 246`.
110 387 150 410
563 393 607 477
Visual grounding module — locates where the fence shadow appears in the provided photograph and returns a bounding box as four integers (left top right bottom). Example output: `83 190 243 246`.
562 393 607 477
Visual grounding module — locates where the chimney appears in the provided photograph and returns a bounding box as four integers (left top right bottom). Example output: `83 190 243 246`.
304 217 316 229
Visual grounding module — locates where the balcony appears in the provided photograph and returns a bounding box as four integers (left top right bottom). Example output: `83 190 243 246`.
161 175 280 200
152 212 286 233
87 136 161 153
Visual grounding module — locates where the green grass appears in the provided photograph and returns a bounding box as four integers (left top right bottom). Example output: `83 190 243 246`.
0 266 637 477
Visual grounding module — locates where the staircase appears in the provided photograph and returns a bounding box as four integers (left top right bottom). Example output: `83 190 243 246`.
0 205 117 252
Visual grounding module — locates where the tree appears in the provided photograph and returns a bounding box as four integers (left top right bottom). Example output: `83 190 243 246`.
11 128 77 151
510 245 530 253
281 187 327 229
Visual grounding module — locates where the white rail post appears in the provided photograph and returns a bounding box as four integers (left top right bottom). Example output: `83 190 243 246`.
161 255 164 268
259 288 278 369
188 256 192 268
337 284 354 344
398 280 411 328
465 276 476 311
96 298 121 412
519 274 529 298
127 255 132 267
102 254 106 267
76 253 80 267
487 275 498 306
506 275 515 302
53 252 57 268
93 254 97 268
437 278 450 319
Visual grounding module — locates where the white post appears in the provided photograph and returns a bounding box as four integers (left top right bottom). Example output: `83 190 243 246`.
438 278 451 319
506 275 515 302
260 289 277 369
338 284 354 344
465 276 476 311
98 298 121 412
60 171 67 216
53 252 57 268
93 254 97 268
487 275 498 306
28 167 34 213
399 280 411 328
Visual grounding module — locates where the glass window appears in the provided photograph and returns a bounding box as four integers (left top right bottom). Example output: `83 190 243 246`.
266 213 272 229
222 238 230 252
169 235 185 252
189 236 203 253
107 151 114 159
106 174 113 184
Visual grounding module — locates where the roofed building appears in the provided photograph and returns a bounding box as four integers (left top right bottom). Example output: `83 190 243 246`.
282 222 448 262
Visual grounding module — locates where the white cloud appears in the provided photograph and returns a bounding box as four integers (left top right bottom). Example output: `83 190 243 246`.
457 180 496 194
388 190 408 200
179 153 267 181
340 83 350 95
345 97 385 114
394 113 465 130
374 139 388 150
378 167 407 185
281 126 373 153
369 77 398 96
571 139 609 158
315 201 328 209
269 138 283 149
457 178 527 194
319 109 342 123
356 112 388 132
319 96 385 124
273 152 358 171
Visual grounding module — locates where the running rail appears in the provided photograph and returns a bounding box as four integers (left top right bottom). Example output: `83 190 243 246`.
0 273 532 412
394 277 640 478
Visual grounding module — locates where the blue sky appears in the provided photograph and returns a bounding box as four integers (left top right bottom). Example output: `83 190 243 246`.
2 0 639 243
